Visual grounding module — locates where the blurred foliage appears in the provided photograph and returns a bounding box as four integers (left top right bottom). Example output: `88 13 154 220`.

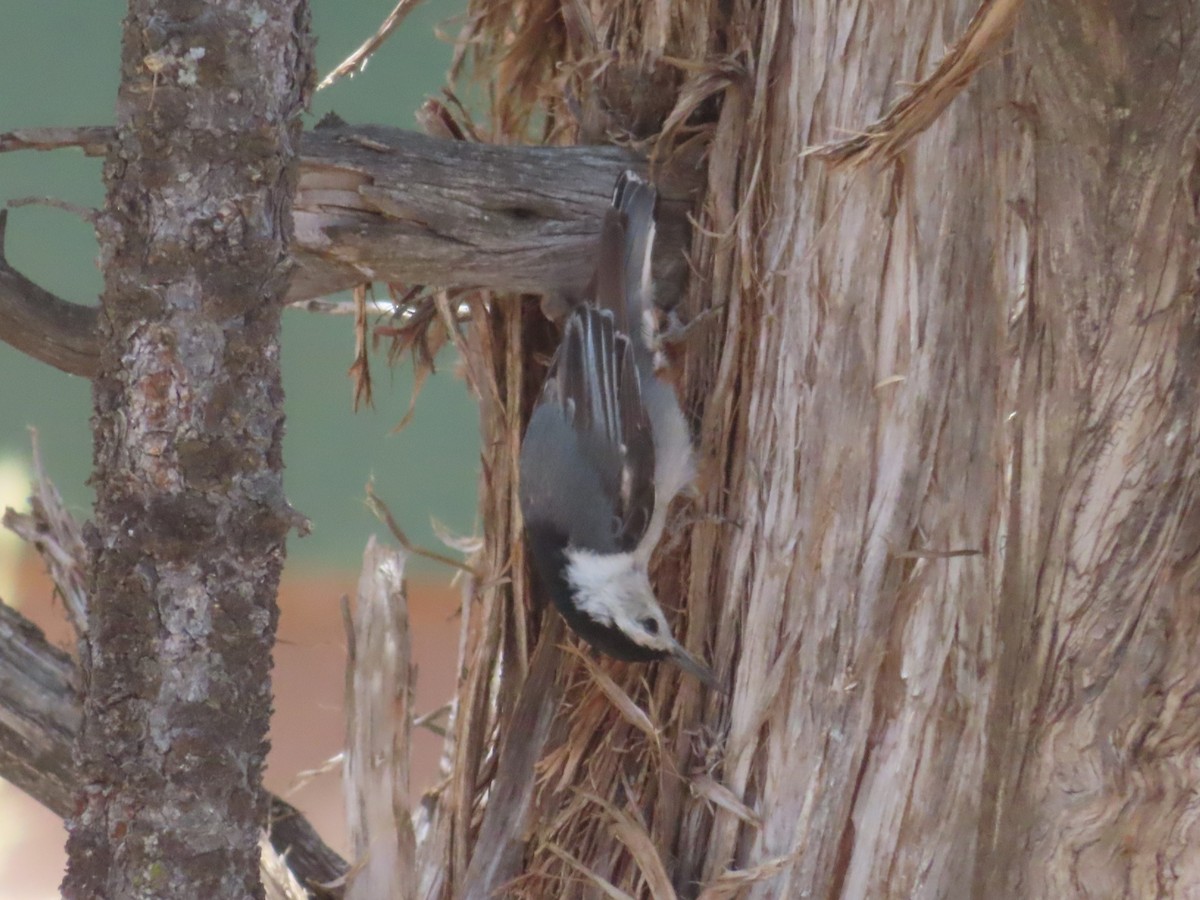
0 0 478 573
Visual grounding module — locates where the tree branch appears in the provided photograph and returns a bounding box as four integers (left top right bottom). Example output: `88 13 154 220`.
0 126 111 155
0 598 348 897
0 211 102 377
0 598 77 817
0 124 697 378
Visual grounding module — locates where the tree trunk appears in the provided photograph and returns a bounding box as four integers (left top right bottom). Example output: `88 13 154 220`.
980 4 1200 895
421 0 1200 897
63 3 313 898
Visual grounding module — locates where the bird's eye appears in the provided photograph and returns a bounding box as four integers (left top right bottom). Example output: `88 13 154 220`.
640 617 659 634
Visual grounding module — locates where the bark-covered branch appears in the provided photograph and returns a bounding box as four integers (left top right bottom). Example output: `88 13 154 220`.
0 599 347 897
0 600 78 817
0 124 697 378
0 211 103 377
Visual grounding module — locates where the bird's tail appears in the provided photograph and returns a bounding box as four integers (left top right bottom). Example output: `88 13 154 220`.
594 171 657 348
614 171 656 327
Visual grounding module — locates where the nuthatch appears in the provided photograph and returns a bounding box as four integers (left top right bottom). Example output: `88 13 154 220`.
519 171 717 689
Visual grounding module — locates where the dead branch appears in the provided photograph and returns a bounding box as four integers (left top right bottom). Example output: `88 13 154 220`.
0 126 111 155
6 196 98 224
0 599 77 817
0 210 103 377
0 598 348 897
318 0 426 91
0 123 696 379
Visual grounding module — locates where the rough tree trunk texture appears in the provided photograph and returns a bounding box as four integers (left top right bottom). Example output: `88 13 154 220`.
979 4 1200 896
63 2 313 898
0 597 347 897
411 0 1200 898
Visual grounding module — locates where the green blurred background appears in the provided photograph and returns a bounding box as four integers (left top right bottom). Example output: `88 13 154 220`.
0 0 477 575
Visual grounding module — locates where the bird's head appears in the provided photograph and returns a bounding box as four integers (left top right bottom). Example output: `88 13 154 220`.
563 548 719 689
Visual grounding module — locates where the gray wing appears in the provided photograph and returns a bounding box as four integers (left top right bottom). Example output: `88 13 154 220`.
526 308 655 552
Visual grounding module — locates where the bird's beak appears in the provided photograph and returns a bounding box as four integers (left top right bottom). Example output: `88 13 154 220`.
668 640 723 693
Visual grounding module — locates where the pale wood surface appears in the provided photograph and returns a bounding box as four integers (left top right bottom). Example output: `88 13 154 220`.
343 539 417 900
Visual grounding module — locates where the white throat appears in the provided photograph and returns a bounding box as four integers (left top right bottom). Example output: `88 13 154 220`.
562 548 670 651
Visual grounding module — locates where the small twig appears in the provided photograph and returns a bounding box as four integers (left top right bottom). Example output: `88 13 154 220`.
413 703 452 738
6 196 99 224
349 284 374 411
288 751 346 797
287 297 398 316
364 481 480 577
318 0 426 91
0 125 111 156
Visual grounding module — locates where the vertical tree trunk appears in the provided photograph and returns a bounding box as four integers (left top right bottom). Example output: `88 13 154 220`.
433 1 1200 897
686 3 1011 893
63 3 313 897
685 2 1200 896
980 4 1200 895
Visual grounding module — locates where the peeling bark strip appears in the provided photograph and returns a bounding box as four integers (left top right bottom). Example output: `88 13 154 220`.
63 3 313 898
343 539 417 900
808 0 1025 167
